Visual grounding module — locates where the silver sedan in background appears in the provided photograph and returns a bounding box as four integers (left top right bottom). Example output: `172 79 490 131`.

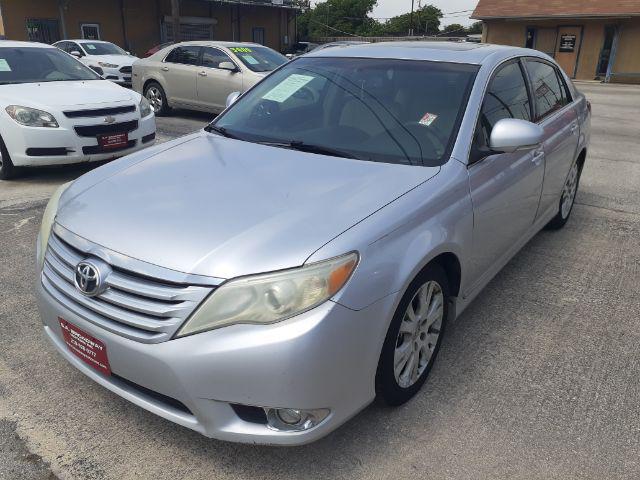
37 42 590 445
132 41 287 115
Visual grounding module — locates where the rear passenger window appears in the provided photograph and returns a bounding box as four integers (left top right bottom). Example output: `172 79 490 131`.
526 60 566 121
477 61 531 148
165 46 201 66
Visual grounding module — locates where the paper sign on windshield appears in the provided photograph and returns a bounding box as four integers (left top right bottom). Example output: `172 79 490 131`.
262 74 314 103
241 54 259 65
0 59 11 71
230 47 253 53
86 44 96 50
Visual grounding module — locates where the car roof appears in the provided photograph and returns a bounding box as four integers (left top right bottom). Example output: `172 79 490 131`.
168 41 265 49
0 40 56 49
306 41 545 65
66 39 114 44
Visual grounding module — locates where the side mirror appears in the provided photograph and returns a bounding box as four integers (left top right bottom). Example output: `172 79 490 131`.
70 50 83 58
226 91 241 108
219 61 238 73
489 118 544 153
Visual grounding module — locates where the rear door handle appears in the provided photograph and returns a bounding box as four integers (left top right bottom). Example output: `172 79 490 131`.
161 66 169 72
198 71 207 77
570 123 579 134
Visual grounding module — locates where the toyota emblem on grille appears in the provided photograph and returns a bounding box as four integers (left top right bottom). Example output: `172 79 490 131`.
104 115 116 124
74 261 102 297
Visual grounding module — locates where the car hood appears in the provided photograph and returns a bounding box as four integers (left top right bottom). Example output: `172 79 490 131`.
0 80 137 109
56 133 439 280
87 54 137 66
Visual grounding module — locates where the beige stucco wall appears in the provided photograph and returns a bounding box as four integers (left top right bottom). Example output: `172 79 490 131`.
482 17 640 82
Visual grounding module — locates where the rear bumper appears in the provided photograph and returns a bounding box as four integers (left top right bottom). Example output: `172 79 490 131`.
36 276 397 445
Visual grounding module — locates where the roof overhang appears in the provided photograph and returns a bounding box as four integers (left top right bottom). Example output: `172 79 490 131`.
201 0 303 10
472 13 640 20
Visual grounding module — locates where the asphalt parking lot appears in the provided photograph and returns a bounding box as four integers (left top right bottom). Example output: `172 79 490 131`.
1 82 639 479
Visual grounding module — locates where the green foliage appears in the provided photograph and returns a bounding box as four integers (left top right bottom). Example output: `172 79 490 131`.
298 0 378 38
381 5 442 36
467 21 483 35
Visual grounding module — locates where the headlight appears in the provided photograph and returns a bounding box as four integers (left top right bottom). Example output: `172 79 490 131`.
176 252 359 337
98 62 119 68
37 182 71 270
139 96 152 117
6 106 58 128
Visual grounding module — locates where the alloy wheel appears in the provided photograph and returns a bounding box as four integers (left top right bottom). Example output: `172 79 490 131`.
561 163 579 219
393 280 444 388
146 87 163 113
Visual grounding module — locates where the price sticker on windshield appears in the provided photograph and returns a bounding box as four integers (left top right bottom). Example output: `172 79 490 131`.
0 59 11 72
262 74 314 103
241 54 259 65
419 112 438 127
86 44 97 50
230 47 253 53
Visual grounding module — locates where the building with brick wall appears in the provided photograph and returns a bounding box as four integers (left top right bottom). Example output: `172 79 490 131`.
0 0 302 56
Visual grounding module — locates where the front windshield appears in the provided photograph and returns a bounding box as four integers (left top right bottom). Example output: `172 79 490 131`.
80 42 127 55
213 57 478 166
228 46 287 72
0 47 102 84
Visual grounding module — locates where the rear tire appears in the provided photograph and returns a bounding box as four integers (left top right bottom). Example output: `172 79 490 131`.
0 135 17 180
376 263 449 406
144 81 170 116
546 160 582 230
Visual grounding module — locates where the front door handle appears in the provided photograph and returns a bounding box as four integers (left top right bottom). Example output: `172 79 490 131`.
570 123 579 135
161 66 169 72
198 71 207 77
532 147 544 165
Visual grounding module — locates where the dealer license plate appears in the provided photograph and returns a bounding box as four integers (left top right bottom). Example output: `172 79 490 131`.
98 132 128 150
59 318 111 376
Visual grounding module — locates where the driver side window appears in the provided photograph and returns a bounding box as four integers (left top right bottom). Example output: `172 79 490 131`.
475 60 532 153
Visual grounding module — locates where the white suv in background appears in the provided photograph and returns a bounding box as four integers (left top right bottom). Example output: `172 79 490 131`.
0 41 155 179
54 40 138 86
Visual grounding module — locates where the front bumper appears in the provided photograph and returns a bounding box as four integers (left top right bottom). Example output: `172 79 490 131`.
36 278 397 445
102 67 132 86
5 113 156 167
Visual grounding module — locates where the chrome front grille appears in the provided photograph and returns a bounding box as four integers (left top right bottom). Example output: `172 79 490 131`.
41 232 214 343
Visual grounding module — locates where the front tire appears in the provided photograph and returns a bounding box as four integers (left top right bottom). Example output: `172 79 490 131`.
546 160 582 230
144 82 170 116
376 264 449 406
0 135 17 180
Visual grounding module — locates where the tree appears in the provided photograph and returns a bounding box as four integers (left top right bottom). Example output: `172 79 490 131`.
298 0 379 39
442 23 466 37
382 5 442 36
467 21 483 34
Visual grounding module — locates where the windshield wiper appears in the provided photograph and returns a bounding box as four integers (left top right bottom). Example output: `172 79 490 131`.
205 125 242 139
259 140 360 160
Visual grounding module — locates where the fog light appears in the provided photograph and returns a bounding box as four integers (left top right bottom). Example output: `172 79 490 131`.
265 407 330 432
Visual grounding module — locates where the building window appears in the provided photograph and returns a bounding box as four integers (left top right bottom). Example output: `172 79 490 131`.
81 23 101 40
252 27 265 45
525 28 536 49
26 19 61 44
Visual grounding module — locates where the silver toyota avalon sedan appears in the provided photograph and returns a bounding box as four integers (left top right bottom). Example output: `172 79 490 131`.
36 42 590 445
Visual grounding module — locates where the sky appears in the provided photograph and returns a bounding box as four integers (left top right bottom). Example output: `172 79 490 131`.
311 0 479 27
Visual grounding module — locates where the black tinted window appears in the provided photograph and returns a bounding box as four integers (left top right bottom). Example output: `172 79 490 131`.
201 48 233 69
477 61 531 146
526 60 565 121
165 46 201 66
